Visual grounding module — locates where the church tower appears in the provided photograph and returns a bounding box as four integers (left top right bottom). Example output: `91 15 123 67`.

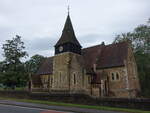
54 14 82 55
51 14 84 93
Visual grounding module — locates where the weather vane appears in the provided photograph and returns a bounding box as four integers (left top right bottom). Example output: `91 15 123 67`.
68 5 70 14
67 0 70 14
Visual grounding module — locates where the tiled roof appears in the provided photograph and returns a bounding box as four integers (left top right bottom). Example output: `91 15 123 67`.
55 14 81 47
97 42 128 69
36 42 128 75
82 42 128 72
82 44 104 73
36 57 53 75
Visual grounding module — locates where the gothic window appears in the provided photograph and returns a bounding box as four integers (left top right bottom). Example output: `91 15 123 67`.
111 73 115 81
116 72 120 80
59 72 62 82
111 72 120 81
73 73 76 85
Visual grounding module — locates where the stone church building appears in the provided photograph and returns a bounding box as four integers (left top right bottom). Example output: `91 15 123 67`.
31 14 140 98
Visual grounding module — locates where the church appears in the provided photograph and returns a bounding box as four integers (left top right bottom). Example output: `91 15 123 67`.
30 13 140 98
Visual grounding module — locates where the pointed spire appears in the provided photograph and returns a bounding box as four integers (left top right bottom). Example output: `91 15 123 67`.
67 5 70 15
67 0 70 15
55 14 81 47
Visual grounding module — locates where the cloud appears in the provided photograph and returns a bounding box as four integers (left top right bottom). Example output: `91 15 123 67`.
25 37 56 51
24 36 56 58
0 0 150 61
79 33 114 48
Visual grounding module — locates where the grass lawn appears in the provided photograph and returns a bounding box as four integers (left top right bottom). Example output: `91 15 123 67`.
0 97 149 113
0 87 26 91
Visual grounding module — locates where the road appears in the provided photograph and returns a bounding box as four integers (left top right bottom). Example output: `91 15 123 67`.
0 104 72 113
0 100 127 113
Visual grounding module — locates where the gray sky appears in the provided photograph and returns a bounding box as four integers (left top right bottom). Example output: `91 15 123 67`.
0 0 149 61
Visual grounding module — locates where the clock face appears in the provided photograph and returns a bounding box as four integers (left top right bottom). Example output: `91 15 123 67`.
59 46 63 52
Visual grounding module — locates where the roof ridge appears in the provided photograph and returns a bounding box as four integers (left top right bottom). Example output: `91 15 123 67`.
82 44 102 50
104 41 128 48
47 56 54 59
82 42 128 50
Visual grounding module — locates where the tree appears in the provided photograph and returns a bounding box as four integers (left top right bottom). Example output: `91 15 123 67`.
113 22 150 53
135 52 150 97
0 61 5 84
0 61 5 73
24 54 45 90
1 35 28 88
25 54 45 74
114 32 133 44
113 19 150 97
2 35 28 64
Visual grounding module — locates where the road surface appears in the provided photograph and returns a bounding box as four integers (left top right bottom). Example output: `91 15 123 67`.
0 104 72 113
0 100 127 113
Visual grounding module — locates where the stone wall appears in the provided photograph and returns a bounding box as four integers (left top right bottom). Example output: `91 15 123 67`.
31 52 92 95
52 52 70 90
95 67 131 98
69 52 84 93
0 90 149 111
91 46 140 98
31 46 140 99
83 74 92 96
52 52 90 94
40 75 49 89
125 47 141 97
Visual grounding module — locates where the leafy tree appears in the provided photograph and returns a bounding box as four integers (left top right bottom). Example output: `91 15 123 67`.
114 32 132 44
24 54 45 90
0 61 5 83
135 52 150 97
1 35 28 88
25 54 45 74
113 19 150 97
0 61 4 73
114 18 150 52
2 35 28 64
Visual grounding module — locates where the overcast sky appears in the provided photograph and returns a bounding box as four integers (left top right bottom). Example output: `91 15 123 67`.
0 0 149 61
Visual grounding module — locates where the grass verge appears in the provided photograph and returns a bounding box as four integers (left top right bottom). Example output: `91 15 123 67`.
0 97 149 113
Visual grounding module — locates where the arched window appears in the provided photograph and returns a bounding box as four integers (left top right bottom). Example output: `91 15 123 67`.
112 73 115 80
116 72 120 80
59 72 62 82
74 73 76 85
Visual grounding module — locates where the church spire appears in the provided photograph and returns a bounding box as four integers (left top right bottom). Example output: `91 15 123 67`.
67 0 70 15
55 14 81 47
67 5 70 15
55 13 82 55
